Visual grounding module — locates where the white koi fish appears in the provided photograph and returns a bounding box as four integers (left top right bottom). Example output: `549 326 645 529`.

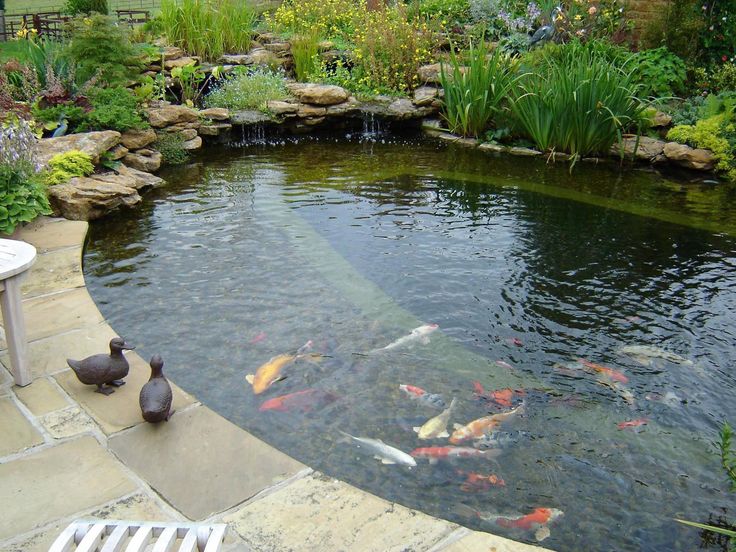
617 345 694 367
373 324 439 352
338 431 416 467
414 398 456 440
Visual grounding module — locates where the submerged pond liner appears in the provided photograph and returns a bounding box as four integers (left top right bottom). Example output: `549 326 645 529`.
84 136 736 551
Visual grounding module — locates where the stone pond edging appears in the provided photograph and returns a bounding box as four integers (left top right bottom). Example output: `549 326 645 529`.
0 216 550 551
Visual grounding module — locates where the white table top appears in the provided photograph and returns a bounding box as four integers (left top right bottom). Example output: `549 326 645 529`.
0 239 37 280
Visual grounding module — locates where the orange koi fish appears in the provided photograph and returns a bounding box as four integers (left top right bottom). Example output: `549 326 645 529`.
259 389 337 412
246 341 319 394
473 381 526 408
457 469 505 491
477 507 564 542
577 358 629 384
410 446 501 464
617 418 648 430
449 402 525 444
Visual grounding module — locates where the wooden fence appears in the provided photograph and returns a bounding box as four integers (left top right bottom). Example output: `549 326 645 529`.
0 8 150 40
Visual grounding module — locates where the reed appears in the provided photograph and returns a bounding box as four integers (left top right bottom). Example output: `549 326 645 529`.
159 0 257 61
290 31 320 82
439 39 517 138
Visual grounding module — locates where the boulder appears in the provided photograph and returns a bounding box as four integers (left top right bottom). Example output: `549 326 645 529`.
37 131 121 167
164 57 199 70
287 83 349 106
182 136 203 150
650 110 672 128
508 146 543 157
437 133 479 148
387 98 435 120
199 107 230 121
198 123 232 136
325 97 360 116
242 48 281 67
175 128 198 141
263 42 291 53
220 54 252 65
120 128 157 150
162 46 185 60
610 135 666 162
147 105 200 128
413 86 439 107
266 100 299 116
663 142 716 171
47 165 163 221
230 110 273 125
297 104 327 118
108 145 129 160
124 150 163 172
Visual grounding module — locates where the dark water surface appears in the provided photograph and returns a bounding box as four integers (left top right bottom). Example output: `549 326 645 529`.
84 137 736 551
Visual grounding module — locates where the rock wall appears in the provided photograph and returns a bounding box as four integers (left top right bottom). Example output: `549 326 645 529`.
627 0 670 31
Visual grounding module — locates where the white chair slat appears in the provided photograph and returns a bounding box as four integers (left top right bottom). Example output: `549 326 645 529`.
125 525 153 552
151 527 178 552
202 525 227 552
48 523 82 552
177 529 198 552
77 523 108 552
100 523 132 552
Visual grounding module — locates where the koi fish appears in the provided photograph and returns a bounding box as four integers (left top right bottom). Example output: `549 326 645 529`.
249 331 267 345
477 507 564 542
473 430 529 449
258 389 337 412
473 381 526 408
414 398 456 439
617 418 648 430
449 403 525 444
617 345 694 367
457 469 505 491
410 446 502 464
506 337 523 347
494 360 515 370
577 358 629 384
596 379 636 406
339 431 416 466
399 384 446 409
373 323 439 352
246 341 319 395
645 391 683 406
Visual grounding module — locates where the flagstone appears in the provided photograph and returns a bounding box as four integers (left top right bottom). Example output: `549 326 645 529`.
11 217 88 254
0 397 44 457
14 377 70 416
21 246 84 299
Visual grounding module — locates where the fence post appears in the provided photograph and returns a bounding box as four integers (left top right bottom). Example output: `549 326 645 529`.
0 0 6 42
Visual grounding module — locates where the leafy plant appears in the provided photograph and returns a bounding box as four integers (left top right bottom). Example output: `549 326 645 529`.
631 47 687 99
43 149 94 185
168 64 221 106
407 0 470 24
64 0 108 15
155 131 190 165
440 38 518 137
667 113 736 181
159 0 257 61
78 86 148 132
64 14 144 85
0 119 51 235
204 68 290 111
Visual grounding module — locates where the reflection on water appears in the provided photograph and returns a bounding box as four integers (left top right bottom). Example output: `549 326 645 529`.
84 137 736 551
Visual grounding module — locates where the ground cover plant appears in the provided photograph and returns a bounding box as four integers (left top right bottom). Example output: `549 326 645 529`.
203 67 290 111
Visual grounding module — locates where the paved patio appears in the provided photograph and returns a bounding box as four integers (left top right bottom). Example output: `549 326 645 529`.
0 216 550 552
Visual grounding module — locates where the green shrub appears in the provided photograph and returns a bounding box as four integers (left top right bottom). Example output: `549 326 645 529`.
204 68 290 111
43 150 94 185
32 104 88 134
408 0 470 24
155 131 190 165
0 119 51 235
511 42 646 164
64 0 108 15
440 39 518 137
631 47 687 99
667 114 736 181
159 0 257 61
291 32 321 82
64 14 143 85
695 62 736 95
79 87 148 132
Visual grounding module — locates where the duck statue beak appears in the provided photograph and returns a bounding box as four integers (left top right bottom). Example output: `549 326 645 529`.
121 342 136 350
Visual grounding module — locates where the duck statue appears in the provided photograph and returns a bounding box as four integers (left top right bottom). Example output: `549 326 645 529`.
139 354 174 423
66 337 135 395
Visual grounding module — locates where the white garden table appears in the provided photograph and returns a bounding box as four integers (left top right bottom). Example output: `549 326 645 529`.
0 239 36 386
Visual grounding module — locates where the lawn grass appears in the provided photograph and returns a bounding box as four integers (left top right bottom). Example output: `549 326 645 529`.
5 0 160 15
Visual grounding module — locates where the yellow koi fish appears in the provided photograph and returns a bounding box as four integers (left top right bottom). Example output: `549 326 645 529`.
449 402 525 444
246 341 316 395
414 398 457 440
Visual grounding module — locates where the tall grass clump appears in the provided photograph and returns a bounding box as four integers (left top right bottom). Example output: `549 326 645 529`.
291 31 321 82
203 68 290 111
512 42 647 165
439 39 517 138
159 0 257 61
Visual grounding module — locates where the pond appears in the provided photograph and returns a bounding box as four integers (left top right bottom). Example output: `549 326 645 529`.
84 135 736 551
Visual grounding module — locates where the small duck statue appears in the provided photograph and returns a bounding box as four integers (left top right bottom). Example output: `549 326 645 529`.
67 337 135 395
139 354 174 423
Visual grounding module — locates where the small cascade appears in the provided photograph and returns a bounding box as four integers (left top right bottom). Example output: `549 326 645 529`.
231 123 268 146
360 112 385 142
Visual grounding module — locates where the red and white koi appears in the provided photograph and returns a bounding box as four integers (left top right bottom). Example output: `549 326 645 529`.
617 418 648 430
399 384 446 409
475 507 564 542
410 446 502 464
577 358 629 384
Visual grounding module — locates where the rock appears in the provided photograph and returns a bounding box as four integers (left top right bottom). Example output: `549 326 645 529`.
610 135 666 162
169 129 196 141
287 83 349 106
417 63 459 84
297 104 327 118
413 86 438 106
508 146 542 157
124 150 163 172
650 110 672 128
164 57 199 70
147 105 200 128
161 46 185 60
663 142 716 171
325 97 360 116
264 42 291 53
478 143 504 153
166 120 201 132
387 98 435 120
230 110 273 125
47 165 163 221
301 117 326 126
243 48 281 67
255 32 278 43
182 136 202 150
317 40 334 52
108 145 129 160
266 101 299 116
37 131 121 167
120 128 157 150
220 54 252 65
199 107 230 121
437 133 479 148
198 123 232 136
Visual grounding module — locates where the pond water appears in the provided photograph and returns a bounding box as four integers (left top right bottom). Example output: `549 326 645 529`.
84 135 736 551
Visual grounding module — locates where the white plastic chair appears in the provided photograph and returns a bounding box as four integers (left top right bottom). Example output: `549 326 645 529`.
48 520 228 552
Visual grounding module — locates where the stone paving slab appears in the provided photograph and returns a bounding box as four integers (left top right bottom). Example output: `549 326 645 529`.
224 472 457 551
39 405 100 439
0 323 117 378
0 396 44 457
21 245 84 299
7 287 104 342
56 351 196 435
109 405 306 520
11 217 88 254
441 530 551 551
2 493 175 552
0 435 137 540
14 377 70 416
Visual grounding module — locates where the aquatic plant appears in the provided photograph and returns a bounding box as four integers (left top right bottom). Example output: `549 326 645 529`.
159 0 257 61
439 38 518 138
204 68 290 112
291 31 321 82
